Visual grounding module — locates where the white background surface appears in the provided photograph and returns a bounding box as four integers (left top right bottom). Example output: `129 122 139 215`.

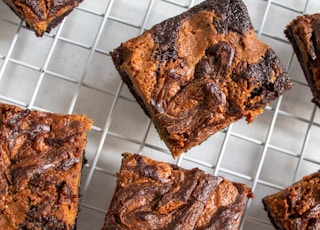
1 0 320 229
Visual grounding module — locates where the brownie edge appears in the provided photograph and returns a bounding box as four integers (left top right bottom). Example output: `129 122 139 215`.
103 153 253 230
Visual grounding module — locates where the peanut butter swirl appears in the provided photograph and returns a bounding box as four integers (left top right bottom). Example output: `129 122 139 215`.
103 153 253 230
0 103 92 230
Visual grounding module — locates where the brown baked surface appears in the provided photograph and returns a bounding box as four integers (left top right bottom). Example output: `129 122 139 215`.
111 0 293 158
3 0 83 36
103 153 253 230
262 171 320 230
285 14 320 107
0 102 92 229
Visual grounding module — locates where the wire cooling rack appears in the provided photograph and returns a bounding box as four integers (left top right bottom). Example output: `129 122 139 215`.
1 0 320 229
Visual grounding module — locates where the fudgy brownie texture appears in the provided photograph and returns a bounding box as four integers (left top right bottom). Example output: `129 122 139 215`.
285 14 320 107
111 0 293 158
0 102 92 229
103 153 253 230
3 0 83 36
262 171 320 230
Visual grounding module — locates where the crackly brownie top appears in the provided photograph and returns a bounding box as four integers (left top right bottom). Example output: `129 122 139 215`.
111 0 292 157
104 153 253 230
263 171 320 230
0 103 92 229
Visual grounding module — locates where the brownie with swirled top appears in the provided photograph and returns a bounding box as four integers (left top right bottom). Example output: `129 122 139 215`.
0 102 92 229
3 0 83 36
110 0 293 158
263 171 320 230
285 14 320 107
103 153 253 230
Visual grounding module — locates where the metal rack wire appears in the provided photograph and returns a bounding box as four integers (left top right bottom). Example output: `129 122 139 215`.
1 0 320 229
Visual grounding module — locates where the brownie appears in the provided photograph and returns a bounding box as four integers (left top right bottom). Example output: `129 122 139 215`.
3 0 83 36
111 0 293 158
262 171 320 230
285 14 320 107
103 153 253 230
0 102 92 229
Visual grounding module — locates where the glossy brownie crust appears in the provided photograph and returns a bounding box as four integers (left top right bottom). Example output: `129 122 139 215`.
285 14 320 107
111 0 293 157
103 153 253 230
0 103 92 229
3 0 83 36
262 171 320 230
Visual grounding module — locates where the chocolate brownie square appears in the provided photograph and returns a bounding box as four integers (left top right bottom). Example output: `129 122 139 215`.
103 153 253 230
0 102 92 229
3 0 83 36
285 14 320 106
263 171 320 230
111 0 293 157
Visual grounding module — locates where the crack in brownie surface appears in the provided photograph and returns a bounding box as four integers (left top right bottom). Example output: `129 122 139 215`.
111 0 292 157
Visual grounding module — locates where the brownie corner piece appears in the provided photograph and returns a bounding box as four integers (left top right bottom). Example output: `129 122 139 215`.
110 0 292 157
284 13 320 107
262 171 320 230
3 0 83 36
103 152 253 230
0 102 92 229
